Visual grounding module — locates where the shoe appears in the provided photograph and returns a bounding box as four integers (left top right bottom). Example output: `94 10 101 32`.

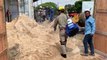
61 54 67 58
81 53 88 56
89 53 95 56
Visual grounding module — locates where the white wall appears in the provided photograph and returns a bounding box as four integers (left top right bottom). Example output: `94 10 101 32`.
82 1 94 15
18 0 34 18
9 0 19 19
28 0 34 18
4 0 19 20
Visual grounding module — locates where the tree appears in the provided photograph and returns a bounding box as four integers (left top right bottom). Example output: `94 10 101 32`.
65 1 82 13
35 2 57 10
35 2 57 14
75 1 82 13
65 4 77 13
74 0 91 13
40 2 57 9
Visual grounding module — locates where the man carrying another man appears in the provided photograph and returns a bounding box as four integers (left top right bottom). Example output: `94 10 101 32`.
53 6 68 58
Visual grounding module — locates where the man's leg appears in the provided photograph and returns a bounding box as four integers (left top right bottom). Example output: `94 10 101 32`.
65 35 68 46
7 16 9 22
59 29 67 58
83 35 89 54
88 35 94 55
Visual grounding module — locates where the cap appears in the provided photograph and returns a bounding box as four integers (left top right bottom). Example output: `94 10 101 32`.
84 9 90 12
58 6 65 10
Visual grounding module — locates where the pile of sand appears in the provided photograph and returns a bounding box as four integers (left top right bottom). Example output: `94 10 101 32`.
6 15 103 60
7 15 60 60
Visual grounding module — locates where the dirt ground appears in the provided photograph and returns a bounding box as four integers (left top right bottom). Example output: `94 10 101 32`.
6 15 107 60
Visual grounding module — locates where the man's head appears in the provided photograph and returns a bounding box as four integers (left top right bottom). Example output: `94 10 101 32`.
84 10 91 19
58 6 65 13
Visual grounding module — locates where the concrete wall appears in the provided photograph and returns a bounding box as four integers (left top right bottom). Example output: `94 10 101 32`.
4 0 19 21
28 0 34 18
9 0 19 19
18 0 34 18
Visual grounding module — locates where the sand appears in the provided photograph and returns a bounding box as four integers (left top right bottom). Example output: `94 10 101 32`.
6 15 104 60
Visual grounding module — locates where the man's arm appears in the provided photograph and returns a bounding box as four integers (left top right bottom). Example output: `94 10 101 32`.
89 19 96 35
91 20 96 35
53 17 58 31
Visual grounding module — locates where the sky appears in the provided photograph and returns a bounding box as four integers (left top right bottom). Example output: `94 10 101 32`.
34 0 79 7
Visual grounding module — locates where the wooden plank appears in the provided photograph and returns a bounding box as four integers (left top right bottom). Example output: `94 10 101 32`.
96 0 107 10
94 34 107 54
95 49 107 57
106 38 107 53
2 35 7 52
95 13 107 32
0 37 3 52
0 0 8 60
0 1 3 7
0 6 3 10
94 0 107 55
96 9 107 13
0 48 7 56
0 49 8 60
96 30 107 36
0 10 5 34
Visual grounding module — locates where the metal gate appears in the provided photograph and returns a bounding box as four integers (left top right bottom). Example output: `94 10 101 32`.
94 0 107 55
0 0 8 60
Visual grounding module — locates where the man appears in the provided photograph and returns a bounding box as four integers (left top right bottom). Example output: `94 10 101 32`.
53 6 67 58
49 7 54 22
6 9 11 22
37 9 43 23
82 10 96 56
45 6 50 20
42 8 46 21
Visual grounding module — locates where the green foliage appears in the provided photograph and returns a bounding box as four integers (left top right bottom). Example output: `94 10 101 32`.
34 2 57 15
34 2 57 14
65 0 91 13
35 2 57 10
75 1 82 13
65 4 74 13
